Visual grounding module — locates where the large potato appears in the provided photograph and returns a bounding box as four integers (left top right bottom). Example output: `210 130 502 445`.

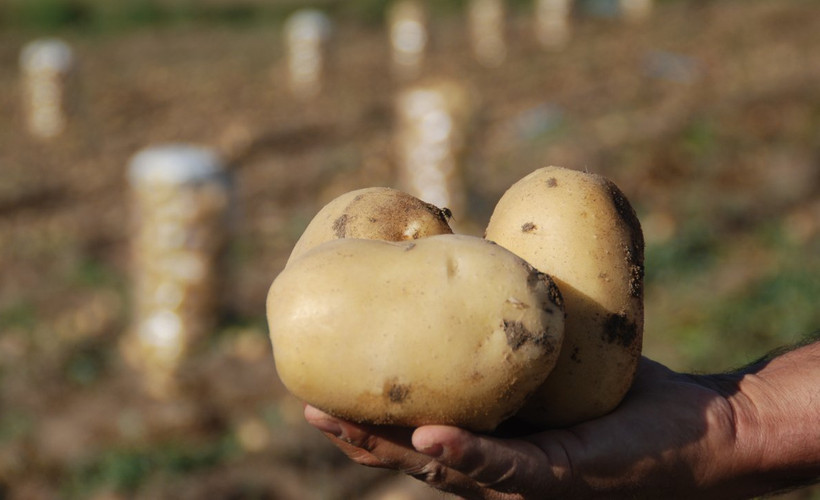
267 234 565 432
287 187 453 265
485 166 644 428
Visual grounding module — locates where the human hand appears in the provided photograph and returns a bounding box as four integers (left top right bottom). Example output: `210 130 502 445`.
304 357 756 499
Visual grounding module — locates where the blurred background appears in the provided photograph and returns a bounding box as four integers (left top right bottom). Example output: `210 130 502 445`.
1 0 819 498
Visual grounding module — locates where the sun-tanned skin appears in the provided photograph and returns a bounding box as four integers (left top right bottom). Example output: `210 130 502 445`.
305 339 820 499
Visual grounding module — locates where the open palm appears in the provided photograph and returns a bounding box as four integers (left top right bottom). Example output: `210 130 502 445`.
305 357 750 499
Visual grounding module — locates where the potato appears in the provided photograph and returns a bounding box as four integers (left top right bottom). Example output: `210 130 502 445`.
267 234 565 432
287 187 453 265
485 166 644 428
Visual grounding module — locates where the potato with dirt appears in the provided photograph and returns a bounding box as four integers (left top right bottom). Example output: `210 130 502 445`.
267 234 565 432
287 187 453 265
485 166 644 428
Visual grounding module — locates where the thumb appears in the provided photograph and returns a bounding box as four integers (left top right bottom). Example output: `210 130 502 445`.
412 425 566 497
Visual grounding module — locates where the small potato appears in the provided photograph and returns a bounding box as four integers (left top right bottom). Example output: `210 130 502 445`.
287 187 453 265
485 166 644 428
267 234 565 432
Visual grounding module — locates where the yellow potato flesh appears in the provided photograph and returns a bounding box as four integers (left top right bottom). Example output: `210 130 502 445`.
267 234 565 432
485 166 644 428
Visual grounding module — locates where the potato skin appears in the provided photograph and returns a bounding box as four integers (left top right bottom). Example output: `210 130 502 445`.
287 187 453 265
485 166 644 428
267 234 565 432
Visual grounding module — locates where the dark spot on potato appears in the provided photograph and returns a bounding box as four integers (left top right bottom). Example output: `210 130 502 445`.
404 242 417 251
543 274 564 310
332 214 348 238
523 268 564 316
504 321 531 350
603 312 639 348
528 270 563 311
503 321 556 354
627 253 645 299
521 222 537 232
385 381 410 403
524 265 542 289
547 177 558 187
570 346 581 363
604 180 645 299
421 201 454 227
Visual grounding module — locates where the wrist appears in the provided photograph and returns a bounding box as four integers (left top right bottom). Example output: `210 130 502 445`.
675 371 761 499
714 344 820 497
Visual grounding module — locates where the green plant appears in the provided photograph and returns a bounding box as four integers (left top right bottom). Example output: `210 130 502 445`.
0 301 37 331
64 437 239 497
9 0 92 30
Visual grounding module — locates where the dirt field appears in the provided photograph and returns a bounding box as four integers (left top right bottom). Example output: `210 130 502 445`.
1 1 819 498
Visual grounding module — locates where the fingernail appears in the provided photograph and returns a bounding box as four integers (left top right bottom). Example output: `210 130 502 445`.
311 418 343 438
415 441 444 458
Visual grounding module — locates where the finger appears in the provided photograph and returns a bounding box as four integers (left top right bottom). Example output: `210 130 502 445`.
305 405 432 470
304 405 414 458
304 405 385 467
336 422 482 498
304 407 484 496
413 425 555 496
